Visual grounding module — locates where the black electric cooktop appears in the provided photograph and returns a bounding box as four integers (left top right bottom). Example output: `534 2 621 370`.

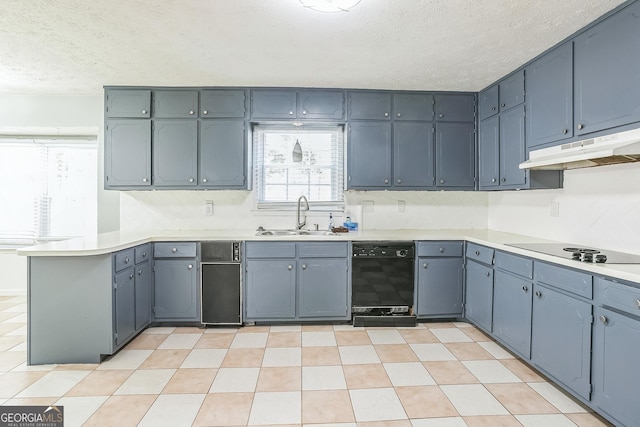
506 243 640 264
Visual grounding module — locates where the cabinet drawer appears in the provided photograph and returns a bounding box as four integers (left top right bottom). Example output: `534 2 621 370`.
535 262 593 299
298 242 348 258
114 249 135 272
417 241 463 257
154 242 197 258
245 242 296 259
494 251 533 279
596 277 640 317
135 244 151 264
466 243 494 265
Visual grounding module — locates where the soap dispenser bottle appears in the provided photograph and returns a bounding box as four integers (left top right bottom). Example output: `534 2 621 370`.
328 213 335 230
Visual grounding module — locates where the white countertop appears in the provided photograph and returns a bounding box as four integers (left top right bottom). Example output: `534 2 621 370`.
18 228 640 284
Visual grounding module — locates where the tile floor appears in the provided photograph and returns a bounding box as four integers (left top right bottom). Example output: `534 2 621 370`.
0 294 614 427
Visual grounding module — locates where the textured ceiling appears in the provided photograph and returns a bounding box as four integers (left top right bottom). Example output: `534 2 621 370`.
0 0 628 95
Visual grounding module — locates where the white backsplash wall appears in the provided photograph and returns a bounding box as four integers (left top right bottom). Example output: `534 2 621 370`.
120 190 488 232
488 163 640 254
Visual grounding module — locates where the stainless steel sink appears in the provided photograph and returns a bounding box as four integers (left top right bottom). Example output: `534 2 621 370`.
255 229 337 236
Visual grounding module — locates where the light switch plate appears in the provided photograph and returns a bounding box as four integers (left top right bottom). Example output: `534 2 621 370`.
550 201 560 217
205 200 214 216
363 200 374 213
398 200 405 213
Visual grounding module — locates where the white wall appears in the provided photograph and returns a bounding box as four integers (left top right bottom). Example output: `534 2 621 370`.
0 252 27 295
488 162 640 254
119 190 489 232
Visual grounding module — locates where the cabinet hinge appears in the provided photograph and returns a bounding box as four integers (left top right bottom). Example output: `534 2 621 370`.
114 332 118 339
152 306 156 313
590 315 595 325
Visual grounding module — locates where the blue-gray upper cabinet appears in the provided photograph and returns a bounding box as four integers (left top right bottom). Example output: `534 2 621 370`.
348 92 391 120
199 120 246 188
435 94 475 122
153 120 198 187
297 90 345 120
525 43 573 148
251 89 344 120
415 241 464 318
105 90 151 118
393 93 434 121
574 1 640 136
435 122 475 189
498 105 526 187
498 71 525 111
105 119 152 188
347 121 392 188
393 122 434 188
200 89 246 118
478 86 499 121
478 115 499 188
153 90 199 119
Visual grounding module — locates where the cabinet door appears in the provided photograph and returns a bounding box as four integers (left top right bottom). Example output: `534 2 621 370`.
574 1 640 135
105 90 151 118
199 120 246 188
526 42 573 148
154 259 198 320
499 105 526 187
105 119 151 187
435 122 475 188
153 90 199 119
393 93 434 121
153 120 198 187
347 121 392 188
593 307 640 427
245 260 296 319
531 283 592 400
478 85 499 121
298 258 349 319
435 94 475 122
478 115 500 189
114 267 136 347
348 92 391 120
464 260 494 332
298 91 345 120
200 89 246 118
416 257 463 317
251 90 297 120
499 70 525 111
393 122 434 188
134 260 151 331
493 270 532 358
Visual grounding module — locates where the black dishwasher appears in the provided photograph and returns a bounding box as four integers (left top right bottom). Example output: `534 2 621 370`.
351 242 416 327
201 241 242 325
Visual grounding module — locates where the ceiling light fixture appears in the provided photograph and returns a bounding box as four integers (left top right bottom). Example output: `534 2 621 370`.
299 0 361 13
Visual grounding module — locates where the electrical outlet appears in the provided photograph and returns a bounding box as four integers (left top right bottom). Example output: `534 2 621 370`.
398 200 405 213
363 200 374 213
205 200 214 216
550 201 560 217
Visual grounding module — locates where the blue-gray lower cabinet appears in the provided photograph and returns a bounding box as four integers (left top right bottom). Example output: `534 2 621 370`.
531 283 592 400
298 258 349 318
245 259 297 320
592 306 640 427
464 259 494 332
153 259 198 320
134 260 151 331
113 266 136 348
492 270 532 359
415 257 463 318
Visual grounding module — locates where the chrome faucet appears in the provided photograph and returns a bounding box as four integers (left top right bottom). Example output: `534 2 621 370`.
296 195 310 230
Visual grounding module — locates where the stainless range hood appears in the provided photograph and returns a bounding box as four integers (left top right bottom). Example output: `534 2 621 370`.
520 127 640 170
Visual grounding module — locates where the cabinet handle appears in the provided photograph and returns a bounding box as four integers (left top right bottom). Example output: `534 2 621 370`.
486 272 491 277
172 247 177 253
384 112 389 117
384 178 389 184
397 113 401 117
138 269 142 276
302 110 307 115
501 178 507 183
562 128 568 135
438 113 444 118
142 252 147 258
203 110 208 115
501 103 506 108
288 264 293 270
397 179 402 184
475 250 480 256
439 179 445 184
535 291 542 298
202 178 208 183
522 285 528 292
599 315 608 324
635 299 640 309
142 178 148 183
189 110 195 115
129 273 134 279
491 107 496 111
491 178 497 183
423 263 428 269
439 247 444 253
188 264 193 269
577 124 584 130
302 263 307 270
289 111 294 115
189 178 194 183
124 257 130 264
141 109 148 115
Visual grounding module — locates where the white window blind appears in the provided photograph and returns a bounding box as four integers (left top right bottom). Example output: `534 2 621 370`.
253 124 344 208
0 137 98 246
